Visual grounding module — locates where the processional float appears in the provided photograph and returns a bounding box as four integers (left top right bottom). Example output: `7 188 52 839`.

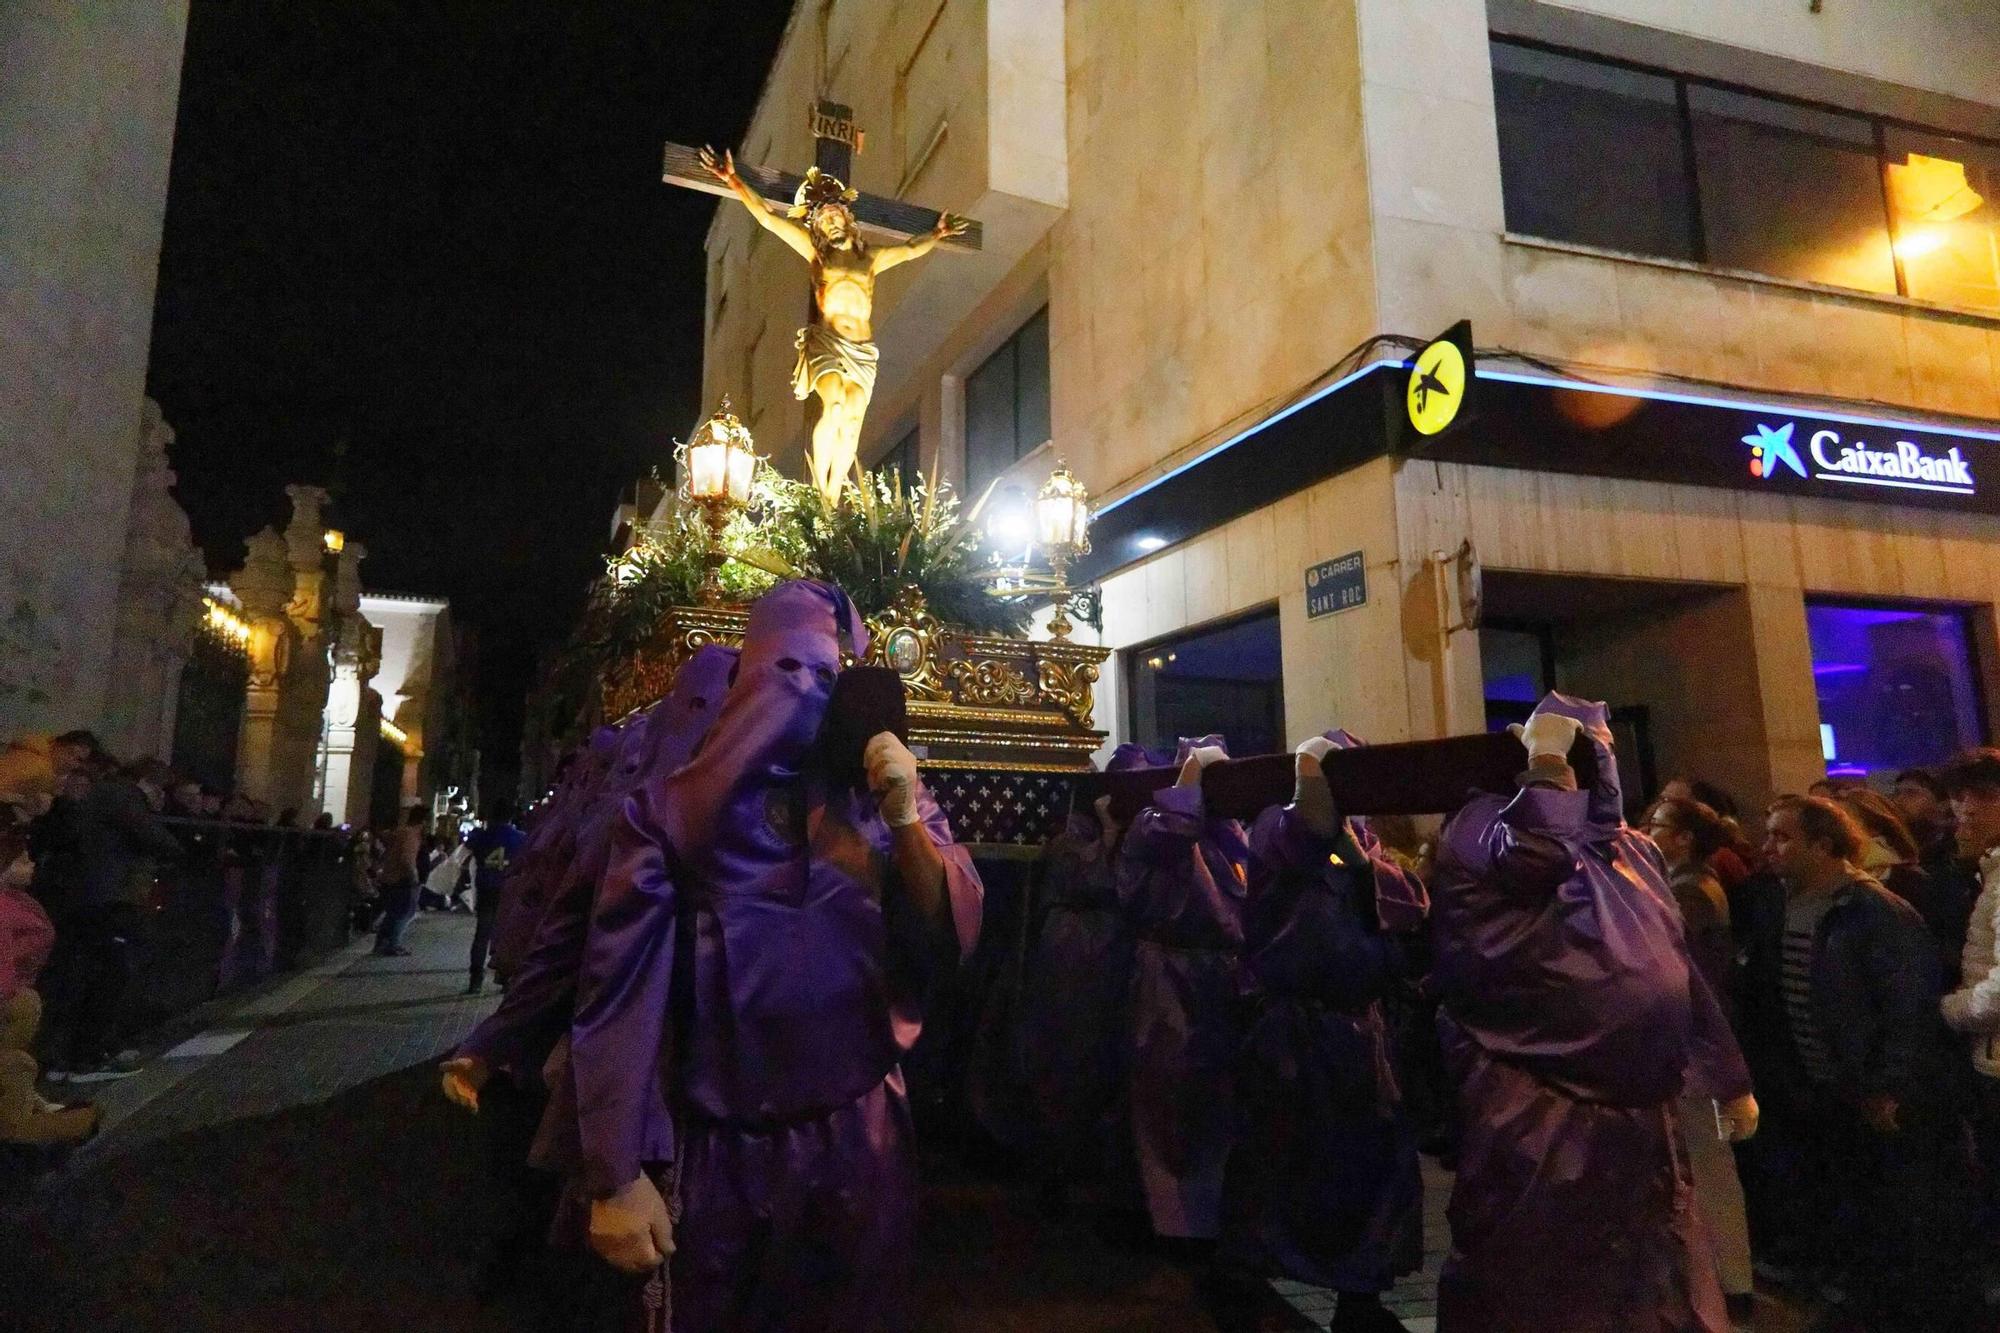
600 100 1111 846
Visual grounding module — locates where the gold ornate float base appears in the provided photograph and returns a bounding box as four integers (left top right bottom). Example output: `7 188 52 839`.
601 589 1109 775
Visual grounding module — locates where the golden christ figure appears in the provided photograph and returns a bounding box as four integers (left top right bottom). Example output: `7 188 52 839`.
701 146 967 501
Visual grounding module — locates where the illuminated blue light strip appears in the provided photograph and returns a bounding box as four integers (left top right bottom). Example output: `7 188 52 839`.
1814 473 1975 496
1476 368 2000 444
1095 360 1407 517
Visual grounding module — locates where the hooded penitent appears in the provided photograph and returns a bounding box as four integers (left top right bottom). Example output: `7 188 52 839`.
570 580 983 1332
1429 692 1750 1333
1015 742 1170 1162
1116 733 1251 1239
458 644 738 1084
1223 727 1429 1294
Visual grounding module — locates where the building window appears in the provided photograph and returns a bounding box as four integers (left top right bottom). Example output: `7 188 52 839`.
1807 601 1986 782
881 426 920 483
1126 610 1284 759
1492 43 1698 262
1491 37 2000 313
964 307 1051 494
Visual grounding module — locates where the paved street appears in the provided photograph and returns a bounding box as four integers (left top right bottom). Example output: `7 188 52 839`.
0 912 1808 1333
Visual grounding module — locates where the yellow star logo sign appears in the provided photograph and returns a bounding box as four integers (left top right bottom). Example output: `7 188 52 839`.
1407 338 1467 436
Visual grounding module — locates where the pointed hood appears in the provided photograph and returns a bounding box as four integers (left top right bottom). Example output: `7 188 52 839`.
659 580 868 872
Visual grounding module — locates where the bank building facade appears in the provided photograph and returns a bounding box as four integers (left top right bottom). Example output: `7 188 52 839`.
674 0 2000 812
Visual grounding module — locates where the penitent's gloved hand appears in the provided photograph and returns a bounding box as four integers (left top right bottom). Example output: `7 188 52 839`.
1176 745 1227 789
865 732 922 828
439 1054 489 1114
590 1172 676 1274
1293 736 1339 838
1508 712 1583 764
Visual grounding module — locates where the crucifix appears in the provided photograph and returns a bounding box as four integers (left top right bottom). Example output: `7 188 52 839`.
664 100 983 501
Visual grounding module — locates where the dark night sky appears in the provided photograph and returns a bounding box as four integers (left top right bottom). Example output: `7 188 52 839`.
147 0 796 784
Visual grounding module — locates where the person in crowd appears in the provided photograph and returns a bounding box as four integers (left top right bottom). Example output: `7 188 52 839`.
372 804 425 957
1743 794 1971 1330
1223 731 1429 1333
1014 743 1164 1214
41 756 183 1081
1657 775 1758 893
1646 796 1755 1322
424 827 471 914
1838 785 1967 989
0 812 96 1147
1894 768 1957 873
568 581 982 1329
1428 695 1755 1333
464 800 525 993
1939 750 2000 1294
1116 735 1249 1248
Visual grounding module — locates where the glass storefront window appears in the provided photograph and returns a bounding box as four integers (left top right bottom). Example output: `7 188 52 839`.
1688 87 1897 295
1884 127 2000 313
1492 43 1698 261
1806 601 1985 781
1126 611 1284 759
1489 38 2000 310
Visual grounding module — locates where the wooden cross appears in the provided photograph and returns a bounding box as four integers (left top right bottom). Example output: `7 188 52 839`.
663 98 983 251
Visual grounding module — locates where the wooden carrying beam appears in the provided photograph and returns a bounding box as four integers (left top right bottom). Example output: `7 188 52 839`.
1074 732 1603 823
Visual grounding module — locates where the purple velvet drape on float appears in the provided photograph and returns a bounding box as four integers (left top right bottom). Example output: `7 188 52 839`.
1430 693 1751 1333
1222 729 1429 1293
570 581 982 1332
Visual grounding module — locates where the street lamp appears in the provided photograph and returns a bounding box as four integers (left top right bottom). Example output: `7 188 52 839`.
984 462 1095 641
678 398 760 605
1034 465 1092 639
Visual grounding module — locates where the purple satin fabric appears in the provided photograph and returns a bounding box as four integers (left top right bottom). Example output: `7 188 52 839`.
1117 736 1248 1239
1224 798 1427 1291
495 713 656 980
1015 741 1162 1157
568 582 982 1330
459 645 736 1082
1430 692 1745 1333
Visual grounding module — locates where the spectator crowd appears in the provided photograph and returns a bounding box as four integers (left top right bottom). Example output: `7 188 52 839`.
0 727 503 1160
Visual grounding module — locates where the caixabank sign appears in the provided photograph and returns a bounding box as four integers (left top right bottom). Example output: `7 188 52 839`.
1405 370 1999 517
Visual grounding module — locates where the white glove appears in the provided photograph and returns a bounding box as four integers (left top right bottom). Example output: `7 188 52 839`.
1176 745 1227 788
1508 713 1583 763
589 1173 675 1274
439 1054 489 1113
865 732 922 828
1293 736 1338 837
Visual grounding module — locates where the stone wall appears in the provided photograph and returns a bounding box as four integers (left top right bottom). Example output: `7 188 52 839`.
0 1 190 734
102 398 207 760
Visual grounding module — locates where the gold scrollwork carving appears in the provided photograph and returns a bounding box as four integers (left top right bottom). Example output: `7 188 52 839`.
946 657 1041 708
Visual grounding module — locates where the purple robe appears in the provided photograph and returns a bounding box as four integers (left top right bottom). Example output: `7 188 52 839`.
1430 693 1751 1333
571 581 982 1332
1116 735 1249 1239
1223 730 1429 1292
1017 743 1166 1161
457 645 736 1086
491 726 623 977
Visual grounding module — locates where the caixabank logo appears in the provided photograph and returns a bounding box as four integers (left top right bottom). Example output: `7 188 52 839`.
1742 421 1976 497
